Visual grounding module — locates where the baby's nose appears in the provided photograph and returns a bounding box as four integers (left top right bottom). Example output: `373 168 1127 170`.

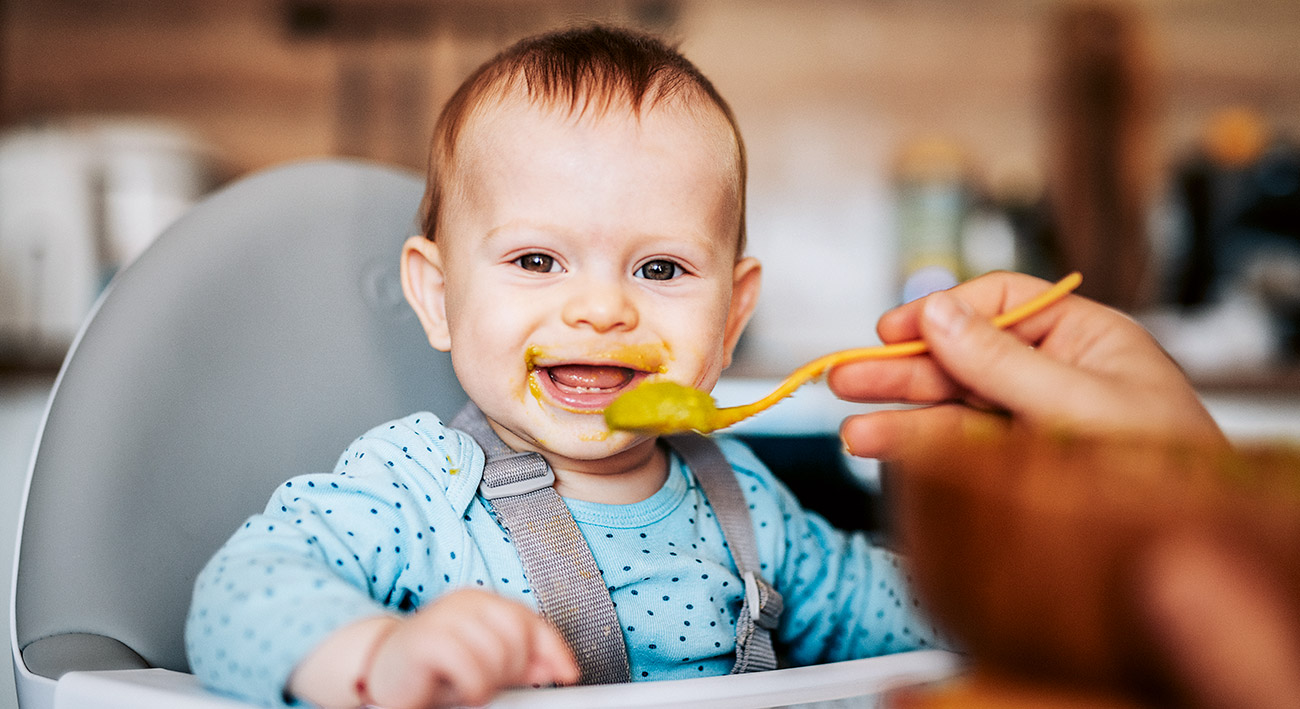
561 279 639 333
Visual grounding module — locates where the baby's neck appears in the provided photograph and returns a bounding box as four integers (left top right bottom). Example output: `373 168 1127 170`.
545 439 669 505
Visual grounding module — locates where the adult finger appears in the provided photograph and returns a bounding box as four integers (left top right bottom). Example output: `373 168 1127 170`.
826 354 961 405
875 271 1068 344
834 273 1082 406
840 403 1008 461
917 290 1106 427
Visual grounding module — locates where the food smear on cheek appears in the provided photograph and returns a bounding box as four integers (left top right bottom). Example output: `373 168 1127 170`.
527 369 544 405
604 343 672 375
522 345 546 406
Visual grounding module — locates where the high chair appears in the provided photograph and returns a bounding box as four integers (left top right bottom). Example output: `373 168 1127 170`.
9 159 958 708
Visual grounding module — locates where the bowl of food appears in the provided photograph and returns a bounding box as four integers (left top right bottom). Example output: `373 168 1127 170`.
891 422 1300 704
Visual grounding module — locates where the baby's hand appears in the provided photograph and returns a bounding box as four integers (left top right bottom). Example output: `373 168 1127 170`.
364 589 580 708
289 588 578 708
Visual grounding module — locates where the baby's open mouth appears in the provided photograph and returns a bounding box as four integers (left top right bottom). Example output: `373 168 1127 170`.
533 363 652 412
525 344 669 413
547 365 635 391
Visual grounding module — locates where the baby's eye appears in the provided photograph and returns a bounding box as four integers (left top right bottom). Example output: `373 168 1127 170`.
636 259 683 281
515 253 561 273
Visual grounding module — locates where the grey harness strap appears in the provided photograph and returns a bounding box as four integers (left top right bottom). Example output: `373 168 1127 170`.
451 403 783 682
451 404 630 685
664 432 784 674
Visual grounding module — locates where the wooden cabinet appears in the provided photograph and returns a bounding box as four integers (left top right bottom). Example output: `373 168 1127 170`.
0 0 650 177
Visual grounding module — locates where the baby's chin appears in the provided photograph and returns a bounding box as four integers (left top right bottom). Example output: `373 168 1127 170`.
538 420 643 457
514 414 654 464
478 398 655 463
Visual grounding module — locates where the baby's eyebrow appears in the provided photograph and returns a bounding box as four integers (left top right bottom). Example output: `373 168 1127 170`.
484 219 564 242
637 230 723 255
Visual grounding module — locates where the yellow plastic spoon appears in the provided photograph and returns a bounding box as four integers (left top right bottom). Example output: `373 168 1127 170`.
605 272 1083 434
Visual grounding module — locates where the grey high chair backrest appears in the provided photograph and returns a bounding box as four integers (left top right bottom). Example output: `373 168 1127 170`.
10 159 467 708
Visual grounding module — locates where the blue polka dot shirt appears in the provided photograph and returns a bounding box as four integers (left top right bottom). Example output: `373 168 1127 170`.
185 412 940 706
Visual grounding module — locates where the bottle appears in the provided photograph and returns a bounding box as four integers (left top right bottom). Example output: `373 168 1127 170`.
893 138 968 303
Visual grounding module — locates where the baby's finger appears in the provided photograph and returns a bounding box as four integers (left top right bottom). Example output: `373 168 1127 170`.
426 641 498 708
473 603 553 683
462 599 577 689
368 629 487 709
524 618 580 686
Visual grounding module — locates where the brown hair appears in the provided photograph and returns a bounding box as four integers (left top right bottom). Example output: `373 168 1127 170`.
420 25 747 253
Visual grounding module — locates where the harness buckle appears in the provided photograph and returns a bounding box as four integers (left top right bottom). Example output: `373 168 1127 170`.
743 570 762 622
742 570 782 629
477 452 556 500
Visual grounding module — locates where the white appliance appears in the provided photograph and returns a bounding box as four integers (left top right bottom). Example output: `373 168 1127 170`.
0 118 214 366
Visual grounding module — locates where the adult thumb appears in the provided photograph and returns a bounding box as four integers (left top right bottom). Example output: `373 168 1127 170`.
919 289 1087 423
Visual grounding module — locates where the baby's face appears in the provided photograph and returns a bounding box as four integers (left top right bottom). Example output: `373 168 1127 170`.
420 92 757 464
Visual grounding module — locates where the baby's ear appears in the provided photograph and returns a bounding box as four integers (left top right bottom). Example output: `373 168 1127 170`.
722 257 762 367
400 236 452 351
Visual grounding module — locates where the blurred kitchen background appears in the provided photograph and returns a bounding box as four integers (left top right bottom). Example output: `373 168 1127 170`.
3 0 1300 380
2 0 1300 704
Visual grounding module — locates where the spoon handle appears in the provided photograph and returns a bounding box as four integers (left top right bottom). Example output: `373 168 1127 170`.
713 272 1084 428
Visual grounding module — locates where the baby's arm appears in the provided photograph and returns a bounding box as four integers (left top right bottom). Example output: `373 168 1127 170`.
777 511 943 664
288 589 578 709
751 467 943 662
717 441 942 664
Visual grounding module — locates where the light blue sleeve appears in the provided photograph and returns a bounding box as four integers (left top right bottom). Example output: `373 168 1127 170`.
715 438 945 665
184 413 481 707
774 504 945 664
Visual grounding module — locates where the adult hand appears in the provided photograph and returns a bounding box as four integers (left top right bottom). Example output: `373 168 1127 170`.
827 271 1224 460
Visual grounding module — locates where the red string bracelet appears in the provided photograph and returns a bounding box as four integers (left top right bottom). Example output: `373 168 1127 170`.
354 620 399 708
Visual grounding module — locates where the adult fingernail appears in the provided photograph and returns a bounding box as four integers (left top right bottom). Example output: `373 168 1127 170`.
923 292 973 338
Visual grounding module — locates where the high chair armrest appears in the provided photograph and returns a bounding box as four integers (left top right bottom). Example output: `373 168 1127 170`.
54 669 255 709
21 633 149 679
47 651 960 709
488 650 961 709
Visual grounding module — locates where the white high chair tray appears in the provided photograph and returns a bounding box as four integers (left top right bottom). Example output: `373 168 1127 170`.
52 650 960 709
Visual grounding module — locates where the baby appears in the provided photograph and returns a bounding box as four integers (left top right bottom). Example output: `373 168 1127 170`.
187 25 938 708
